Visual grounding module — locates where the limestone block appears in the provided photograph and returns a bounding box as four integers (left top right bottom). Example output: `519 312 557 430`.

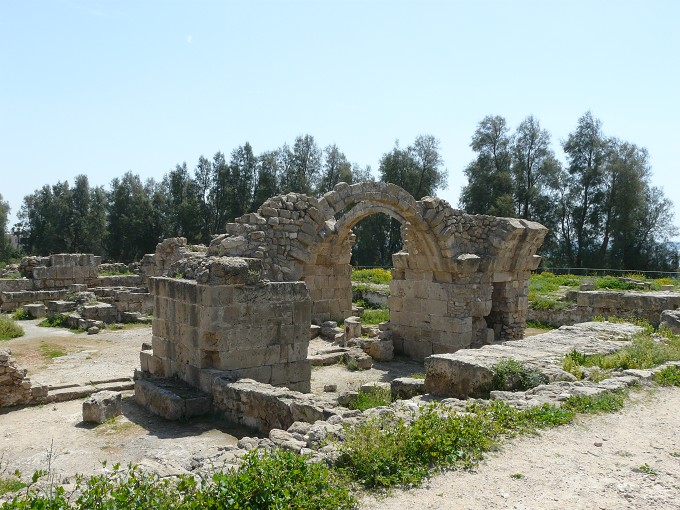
344 349 372 370
24 303 46 318
660 310 680 334
390 377 425 399
82 391 122 424
359 381 390 395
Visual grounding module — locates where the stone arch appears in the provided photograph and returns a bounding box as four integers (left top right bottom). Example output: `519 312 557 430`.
208 181 548 360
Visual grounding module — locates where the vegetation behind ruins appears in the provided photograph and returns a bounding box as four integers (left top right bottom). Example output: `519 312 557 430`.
3 113 676 271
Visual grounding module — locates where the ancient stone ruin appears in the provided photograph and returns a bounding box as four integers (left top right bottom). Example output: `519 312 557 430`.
136 181 547 412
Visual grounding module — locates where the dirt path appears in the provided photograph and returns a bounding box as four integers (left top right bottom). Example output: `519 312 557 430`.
362 387 680 510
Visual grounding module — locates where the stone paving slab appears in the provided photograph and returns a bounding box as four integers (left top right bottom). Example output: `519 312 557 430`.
424 322 642 398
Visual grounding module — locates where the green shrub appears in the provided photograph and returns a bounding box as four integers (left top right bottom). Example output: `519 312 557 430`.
38 314 69 329
351 268 392 285
0 316 24 341
653 365 680 386
2 451 355 510
491 360 548 392
11 308 31 321
596 276 635 291
349 387 392 411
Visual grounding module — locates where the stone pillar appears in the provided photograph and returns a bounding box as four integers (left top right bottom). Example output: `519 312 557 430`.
142 257 312 393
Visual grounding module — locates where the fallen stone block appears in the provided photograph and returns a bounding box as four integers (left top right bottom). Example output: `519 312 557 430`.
82 390 122 424
344 348 372 370
390 377 425 399
660 309 680 335
23 303 46 318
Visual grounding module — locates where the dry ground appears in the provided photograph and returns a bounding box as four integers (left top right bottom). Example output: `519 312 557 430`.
2 319 680 509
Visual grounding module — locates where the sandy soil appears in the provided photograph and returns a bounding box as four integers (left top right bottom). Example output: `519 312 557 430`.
362 387 680 510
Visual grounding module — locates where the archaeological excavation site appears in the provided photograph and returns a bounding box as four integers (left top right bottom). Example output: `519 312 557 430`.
2 182 680 504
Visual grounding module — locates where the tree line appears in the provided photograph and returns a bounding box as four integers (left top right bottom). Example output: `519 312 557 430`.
461 112 677 270
8 135 445 264
4 113 677 271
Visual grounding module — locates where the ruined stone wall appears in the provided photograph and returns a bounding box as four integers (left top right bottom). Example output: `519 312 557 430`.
529 290 680 327
203 182 546 359
0 349 48 407
142 257 312 392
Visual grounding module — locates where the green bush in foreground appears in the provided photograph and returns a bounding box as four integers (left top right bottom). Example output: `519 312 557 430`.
0 316 24 341
1 450 355 510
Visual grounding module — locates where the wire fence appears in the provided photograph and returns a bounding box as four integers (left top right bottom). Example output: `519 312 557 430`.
353 265 680 280
535 267 680 279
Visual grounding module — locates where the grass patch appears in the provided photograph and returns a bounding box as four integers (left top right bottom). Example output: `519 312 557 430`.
361 307 389 325
491 360 548 392
106 322 151 331
409 372 426 379
529 296 569 311
0 315 24 340
336 400 574 489
11 308 31 321
525 320 555 330
653 365 680 386
98 269 135 276
563 331 680 374
0 272 21 280
351 268 392 285
562 389 626 414
349 387 392 411
0 477 26 496
39 343 68 359
596 275 636 290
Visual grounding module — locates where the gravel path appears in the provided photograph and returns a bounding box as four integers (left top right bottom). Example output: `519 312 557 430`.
362 387 680 510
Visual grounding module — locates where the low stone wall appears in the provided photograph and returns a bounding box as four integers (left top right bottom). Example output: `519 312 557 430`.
0 289 70 312
529 290 680 327
0 349 48 407
424 321 641 398
211 377 327 433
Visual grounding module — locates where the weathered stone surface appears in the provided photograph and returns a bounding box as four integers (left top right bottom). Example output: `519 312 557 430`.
344 348 373 370
424 321 641 398
353 337 394 361
82 390 122 423
390 377 425 399
660 309 680 334
531 290 680 328
0 348 48 407
134 377 211 421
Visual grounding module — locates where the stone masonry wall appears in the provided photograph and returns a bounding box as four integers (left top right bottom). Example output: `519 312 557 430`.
0 348 48 407
142 257 312 392
528 290 680 327
203 181 547 360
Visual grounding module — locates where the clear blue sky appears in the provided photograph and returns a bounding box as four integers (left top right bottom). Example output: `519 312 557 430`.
1 0 678 237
